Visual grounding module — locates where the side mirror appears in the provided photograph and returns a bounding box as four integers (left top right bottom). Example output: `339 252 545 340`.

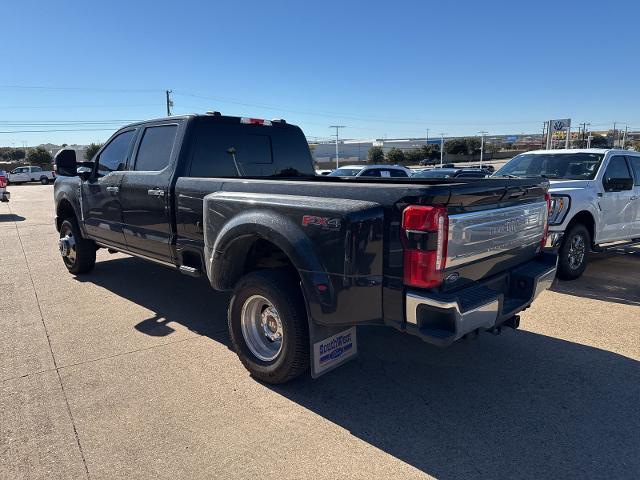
54 149 78 177
603 176 633 192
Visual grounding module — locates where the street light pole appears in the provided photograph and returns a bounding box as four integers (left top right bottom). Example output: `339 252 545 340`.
439 133 447 167
478 131 488 168
329 126 345 169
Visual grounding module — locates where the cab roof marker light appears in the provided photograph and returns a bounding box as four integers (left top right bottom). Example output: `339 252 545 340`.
240 117 272 126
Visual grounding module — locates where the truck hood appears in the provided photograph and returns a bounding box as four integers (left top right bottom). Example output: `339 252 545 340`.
548 179 591 194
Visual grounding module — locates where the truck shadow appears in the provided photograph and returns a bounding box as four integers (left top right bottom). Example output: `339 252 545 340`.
552 248 640 306
0 213 26 222
77 256 639 480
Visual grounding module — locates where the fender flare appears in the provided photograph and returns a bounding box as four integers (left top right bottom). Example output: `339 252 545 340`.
205 210 334 310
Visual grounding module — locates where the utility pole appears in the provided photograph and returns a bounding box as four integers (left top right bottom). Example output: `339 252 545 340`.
329 126 345 169
541 122 547 148
439 133 447 167
425 129 429 146
622 126 628 149
478 131 488 168
165 90 173 116
612 121 617 148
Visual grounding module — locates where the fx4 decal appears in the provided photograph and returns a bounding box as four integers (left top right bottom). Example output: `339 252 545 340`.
302 215 341 230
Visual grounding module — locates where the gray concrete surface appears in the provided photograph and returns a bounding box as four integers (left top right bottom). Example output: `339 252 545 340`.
1 184 639 480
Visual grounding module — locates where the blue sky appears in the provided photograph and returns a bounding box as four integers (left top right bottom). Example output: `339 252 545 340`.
1 0 639 146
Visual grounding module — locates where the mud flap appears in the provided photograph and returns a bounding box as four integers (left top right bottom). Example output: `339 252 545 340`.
309 323 358 379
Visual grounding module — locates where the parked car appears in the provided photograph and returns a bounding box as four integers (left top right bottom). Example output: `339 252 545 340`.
328 164 411 177
412 168 490 179
494 149 640 279
0 170 9 202
53 114 556 384
8 165 56 184
315 169 332 175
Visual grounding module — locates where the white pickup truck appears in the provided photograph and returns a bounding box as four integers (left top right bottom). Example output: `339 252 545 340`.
495 149 640 279
8 165 56 185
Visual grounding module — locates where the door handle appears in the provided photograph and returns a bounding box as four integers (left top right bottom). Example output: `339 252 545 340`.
106 186 119 193
147 188 165 197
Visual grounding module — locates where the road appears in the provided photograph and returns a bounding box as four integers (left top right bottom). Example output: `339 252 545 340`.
1 184 638 480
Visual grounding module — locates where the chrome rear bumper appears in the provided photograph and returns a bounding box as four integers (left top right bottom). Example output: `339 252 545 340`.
404 253 557 346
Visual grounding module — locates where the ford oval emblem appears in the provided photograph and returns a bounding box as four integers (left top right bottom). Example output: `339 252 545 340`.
445 272 460 284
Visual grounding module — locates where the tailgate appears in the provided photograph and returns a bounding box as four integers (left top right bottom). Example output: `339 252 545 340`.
442 185 548 291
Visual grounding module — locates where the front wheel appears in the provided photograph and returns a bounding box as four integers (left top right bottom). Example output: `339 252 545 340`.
228 269 309 384
557 223 590 280
58 218 96 274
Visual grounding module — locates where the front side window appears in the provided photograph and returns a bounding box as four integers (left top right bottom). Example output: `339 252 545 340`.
360 169 381 177
603 156 632 190
134 125 178 172
97 130 136 176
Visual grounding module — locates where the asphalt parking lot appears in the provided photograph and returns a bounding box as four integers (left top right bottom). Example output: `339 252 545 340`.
1 184 639 480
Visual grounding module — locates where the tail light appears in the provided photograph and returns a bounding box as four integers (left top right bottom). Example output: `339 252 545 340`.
0 175 6 188
402 205 448 289
541 192 551 249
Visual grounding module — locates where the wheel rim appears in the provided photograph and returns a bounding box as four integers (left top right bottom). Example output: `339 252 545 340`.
567 233 586 270
58 225 77 267
240 295 283 362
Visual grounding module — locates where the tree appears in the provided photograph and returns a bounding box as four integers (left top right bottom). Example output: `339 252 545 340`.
404 149 424 164
26 147 53 166
386 147 405 164
367 146 385 163
444 138 468 155
85 143 103 161
466 137 481 155
10 149 25 161
590 135 609 148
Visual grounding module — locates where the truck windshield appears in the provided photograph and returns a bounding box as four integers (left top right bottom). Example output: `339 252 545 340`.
495 152 604 180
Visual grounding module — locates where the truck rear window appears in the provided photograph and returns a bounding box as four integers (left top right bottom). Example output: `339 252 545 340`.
188 120 313 177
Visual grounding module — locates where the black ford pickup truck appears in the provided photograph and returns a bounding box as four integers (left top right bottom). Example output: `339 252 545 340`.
53 114 556 383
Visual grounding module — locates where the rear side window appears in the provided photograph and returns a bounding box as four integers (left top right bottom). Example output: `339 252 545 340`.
97 130 136 176
134 125 178 172
389 169 408 177
360 169 381 177
32 166 42 172
628 156 640 186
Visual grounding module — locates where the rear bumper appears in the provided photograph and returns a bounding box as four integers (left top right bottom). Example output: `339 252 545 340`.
0 191 9 202
404 252 557 346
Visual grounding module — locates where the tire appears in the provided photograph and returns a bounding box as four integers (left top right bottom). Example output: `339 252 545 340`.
557 223 590 280
228 269 309 384
58 218 96 274
40 177 49 185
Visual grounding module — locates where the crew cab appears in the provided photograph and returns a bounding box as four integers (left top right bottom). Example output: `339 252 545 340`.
8 165 56 184
495 149 640 279
53 114 556 383
0 170 9 202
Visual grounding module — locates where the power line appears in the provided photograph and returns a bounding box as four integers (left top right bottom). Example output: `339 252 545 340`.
0 84 162 93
